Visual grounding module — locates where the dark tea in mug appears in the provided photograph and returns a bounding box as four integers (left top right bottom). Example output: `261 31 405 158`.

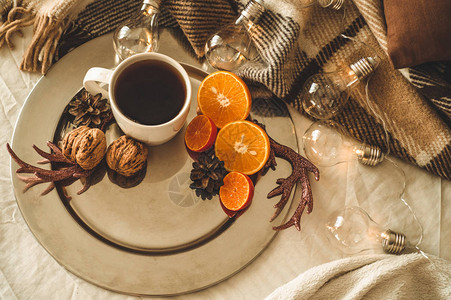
114 60 186 125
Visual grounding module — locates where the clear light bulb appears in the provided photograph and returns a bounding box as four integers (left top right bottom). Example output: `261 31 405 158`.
301 56 379 120
204 0 265 71
113 0 162 61
325 206 406 254
303 120 384 167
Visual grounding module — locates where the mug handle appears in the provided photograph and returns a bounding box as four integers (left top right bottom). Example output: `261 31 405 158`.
83 67 113 98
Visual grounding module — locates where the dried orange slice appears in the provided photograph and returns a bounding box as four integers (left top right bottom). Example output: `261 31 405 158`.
215 120 270 175
185 115 217 152
197 71 251 128
220 172 254 211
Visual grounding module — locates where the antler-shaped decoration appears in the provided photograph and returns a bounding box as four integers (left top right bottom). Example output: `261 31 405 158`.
253 120 320 231
7 142 97 198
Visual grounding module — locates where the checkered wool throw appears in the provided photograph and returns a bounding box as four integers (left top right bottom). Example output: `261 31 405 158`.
1 0 450 179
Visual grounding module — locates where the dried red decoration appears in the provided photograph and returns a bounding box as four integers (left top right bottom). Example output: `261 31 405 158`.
253 120 320 231
6 142 101 199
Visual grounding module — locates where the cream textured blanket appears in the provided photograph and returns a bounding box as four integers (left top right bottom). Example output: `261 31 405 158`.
265 253 451 299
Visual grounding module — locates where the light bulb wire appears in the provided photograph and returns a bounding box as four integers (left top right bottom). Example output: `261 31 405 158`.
339 33 433 263
340 2 347 31
299 1 316 9
338 33 388 155
387 157 422 247
388 157 435 265
363 76 390 157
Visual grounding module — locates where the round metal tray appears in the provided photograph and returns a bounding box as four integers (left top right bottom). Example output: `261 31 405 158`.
10 29 298 296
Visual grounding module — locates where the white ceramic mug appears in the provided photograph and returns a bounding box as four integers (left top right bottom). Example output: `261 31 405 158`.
83 52 191 146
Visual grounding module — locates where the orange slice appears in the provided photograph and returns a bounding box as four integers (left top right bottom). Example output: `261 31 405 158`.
219 172 254 211
215 120 270 175
197 71 251 128
185 115 217 152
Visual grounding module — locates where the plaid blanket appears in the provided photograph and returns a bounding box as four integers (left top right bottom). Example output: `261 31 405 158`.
1 0 450 179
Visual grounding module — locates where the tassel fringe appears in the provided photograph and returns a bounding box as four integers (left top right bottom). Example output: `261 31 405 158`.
0 7 33 49
20 15 67 74
0 6 67 74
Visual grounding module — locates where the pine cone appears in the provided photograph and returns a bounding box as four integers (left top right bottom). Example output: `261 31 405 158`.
68 89 111 127
189 151 227 200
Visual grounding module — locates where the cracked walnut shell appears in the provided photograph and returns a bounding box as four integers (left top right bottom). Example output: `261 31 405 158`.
106 135 148 177
61 126 107 170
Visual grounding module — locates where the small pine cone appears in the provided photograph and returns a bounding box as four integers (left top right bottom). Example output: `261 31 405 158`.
189 151 227 200
68 90 111 128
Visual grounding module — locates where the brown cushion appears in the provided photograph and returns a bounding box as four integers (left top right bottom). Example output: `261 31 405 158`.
384 0 451 69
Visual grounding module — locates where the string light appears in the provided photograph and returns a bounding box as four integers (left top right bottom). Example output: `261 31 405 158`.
326 206 406 254
204 0 266 71
113 0 162 61
301 56 379 120
302 120 384 167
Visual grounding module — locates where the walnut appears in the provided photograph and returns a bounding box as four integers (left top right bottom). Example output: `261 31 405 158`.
106 135 148 177
61 126 107 170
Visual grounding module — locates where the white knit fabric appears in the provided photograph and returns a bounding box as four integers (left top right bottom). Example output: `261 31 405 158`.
266 253 451 300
